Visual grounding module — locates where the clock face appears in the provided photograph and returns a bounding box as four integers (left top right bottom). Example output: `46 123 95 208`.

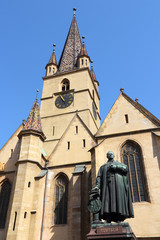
92 102 97 120
55 93 74 109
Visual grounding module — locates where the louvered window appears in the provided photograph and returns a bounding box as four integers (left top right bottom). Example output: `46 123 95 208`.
54 175 68 224
61 79 70 91
121 141 148 202
0 181 11 228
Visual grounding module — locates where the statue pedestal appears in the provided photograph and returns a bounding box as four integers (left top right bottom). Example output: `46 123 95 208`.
87 222 137 240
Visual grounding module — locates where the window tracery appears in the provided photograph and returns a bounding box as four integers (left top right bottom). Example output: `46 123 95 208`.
121 141 148 202
54 175 68 224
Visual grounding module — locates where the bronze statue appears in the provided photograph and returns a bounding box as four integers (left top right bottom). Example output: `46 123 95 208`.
89 151 134 223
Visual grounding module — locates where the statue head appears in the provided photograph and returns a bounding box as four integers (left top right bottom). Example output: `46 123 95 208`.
107 151 114 161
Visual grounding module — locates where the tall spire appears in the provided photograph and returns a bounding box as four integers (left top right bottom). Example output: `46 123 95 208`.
58 8 82 72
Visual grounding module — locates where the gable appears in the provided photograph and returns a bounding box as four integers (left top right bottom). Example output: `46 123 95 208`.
0 125 23 171
96 93 159 137
49 114 96 166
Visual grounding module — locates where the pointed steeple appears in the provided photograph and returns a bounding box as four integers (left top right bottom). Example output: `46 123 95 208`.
58 8 82 72
79 36 89 58
48 44 57 65
90 61 99 87
77 36 91 69
90 66 96 81
24 101 42 132
18 91 45 140
46 44 58 76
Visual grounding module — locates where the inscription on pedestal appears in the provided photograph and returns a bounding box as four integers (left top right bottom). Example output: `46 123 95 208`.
97 225 126 235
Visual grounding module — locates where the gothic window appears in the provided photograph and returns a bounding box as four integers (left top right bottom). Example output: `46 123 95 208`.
121 141 148 202
54 175 68 224
0 180 12 228
61 79 70 91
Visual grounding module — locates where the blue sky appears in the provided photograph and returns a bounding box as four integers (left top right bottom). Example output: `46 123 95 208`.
1 0 160 149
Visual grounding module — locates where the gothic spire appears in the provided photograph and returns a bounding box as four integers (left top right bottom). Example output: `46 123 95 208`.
58 8 82 72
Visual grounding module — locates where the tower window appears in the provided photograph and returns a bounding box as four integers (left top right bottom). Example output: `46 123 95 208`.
54 175 68 224
53 126 55 136
24 212 27 218
85 59 87 66
121 141 148 202
61 79 70 92
125 114 129 123
53 68 55 74
13 212 17 231
0 180 12 228
28 182 31 188
83 139 86 148
92 90 94 100
81 59 84 65
67 142 70 150
10 149 13 157
75 126 78 134
49 67 51 73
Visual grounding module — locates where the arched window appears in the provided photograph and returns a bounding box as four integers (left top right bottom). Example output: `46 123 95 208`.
121 141 148 202
61 79 70 92
0 180 12 228
54 174 68 224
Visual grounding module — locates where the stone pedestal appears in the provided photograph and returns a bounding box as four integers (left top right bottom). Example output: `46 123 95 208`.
87 222 137 240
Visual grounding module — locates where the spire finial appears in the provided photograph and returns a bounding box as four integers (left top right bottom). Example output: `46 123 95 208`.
82 36 85 43
36 89 39 100
53 44 56 52
73 8 76 16
135 98 139 103
120 88 124 93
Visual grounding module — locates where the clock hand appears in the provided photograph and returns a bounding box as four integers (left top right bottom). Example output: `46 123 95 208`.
60 95 65 102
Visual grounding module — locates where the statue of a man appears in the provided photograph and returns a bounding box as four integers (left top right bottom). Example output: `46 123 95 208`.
95 151 134 223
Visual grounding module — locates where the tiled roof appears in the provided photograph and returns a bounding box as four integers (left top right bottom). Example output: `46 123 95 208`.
122 92 160 126
48 49 57 66
24 99 43 132
90 66 96 81
90 66 99 85
58 15 82 72
79 42 88 57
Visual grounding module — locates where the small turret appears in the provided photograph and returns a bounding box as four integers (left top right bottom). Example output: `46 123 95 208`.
77 36 91 69
45 44 58 76
90 61 99 90
18 90 46 163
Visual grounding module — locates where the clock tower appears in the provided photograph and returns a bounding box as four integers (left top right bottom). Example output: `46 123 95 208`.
40 9 100 155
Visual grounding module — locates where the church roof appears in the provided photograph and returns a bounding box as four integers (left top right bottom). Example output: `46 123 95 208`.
23 99 43 133
58 14 82 72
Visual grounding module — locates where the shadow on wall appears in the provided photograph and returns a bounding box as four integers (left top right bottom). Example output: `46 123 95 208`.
49 170 91 240
4 140 21 171
152 133 160 170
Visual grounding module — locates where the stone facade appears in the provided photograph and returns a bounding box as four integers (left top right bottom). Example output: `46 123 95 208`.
0 11 160 240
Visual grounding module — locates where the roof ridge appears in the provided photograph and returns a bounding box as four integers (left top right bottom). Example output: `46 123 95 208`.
122 92 160 126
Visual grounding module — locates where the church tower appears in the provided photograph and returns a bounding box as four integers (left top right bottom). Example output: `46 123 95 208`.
40 9 100 156
6 96 46 240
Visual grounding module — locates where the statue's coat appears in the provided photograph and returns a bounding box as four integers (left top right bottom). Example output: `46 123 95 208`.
96 160 134 222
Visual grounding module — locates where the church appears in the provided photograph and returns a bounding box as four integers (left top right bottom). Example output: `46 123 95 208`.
0 9 160 240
